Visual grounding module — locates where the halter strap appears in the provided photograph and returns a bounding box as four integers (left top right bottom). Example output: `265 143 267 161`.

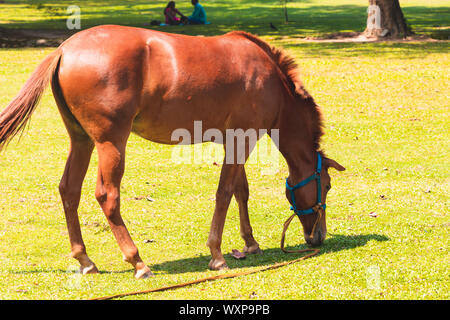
285 152 326 216
281 152 326 252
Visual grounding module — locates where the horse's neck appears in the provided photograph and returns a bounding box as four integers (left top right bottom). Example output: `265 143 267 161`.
276 98 317 183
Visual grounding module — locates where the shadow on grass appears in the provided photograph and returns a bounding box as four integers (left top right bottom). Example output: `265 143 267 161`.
282 41 449 59
10 267 135 275
0 3 366 35
9 233 389 276
1 1 448 40
150 233 390 275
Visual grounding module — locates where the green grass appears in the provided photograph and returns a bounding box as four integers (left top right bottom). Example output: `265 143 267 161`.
0 0 449 38
0 0 449 300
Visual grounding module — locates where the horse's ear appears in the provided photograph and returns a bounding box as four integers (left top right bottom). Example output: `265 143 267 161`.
324 158 346 171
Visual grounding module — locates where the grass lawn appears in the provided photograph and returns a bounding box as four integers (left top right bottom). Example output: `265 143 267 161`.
0 0 448 300
0 0 449 38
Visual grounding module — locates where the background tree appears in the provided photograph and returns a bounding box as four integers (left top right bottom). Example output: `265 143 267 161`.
365 0 413 38
280 0 291 23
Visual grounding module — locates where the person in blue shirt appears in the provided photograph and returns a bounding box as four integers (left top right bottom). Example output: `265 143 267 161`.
188 0 207 24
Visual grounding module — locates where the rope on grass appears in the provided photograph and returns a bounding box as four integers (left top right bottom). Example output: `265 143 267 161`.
90 214 319 300
90 248 319 300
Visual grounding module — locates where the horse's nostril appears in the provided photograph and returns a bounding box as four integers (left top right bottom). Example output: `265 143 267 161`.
306 230 323 247
305 228 324 246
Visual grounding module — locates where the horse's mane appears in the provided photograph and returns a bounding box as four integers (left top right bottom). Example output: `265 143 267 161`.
227 31 324 152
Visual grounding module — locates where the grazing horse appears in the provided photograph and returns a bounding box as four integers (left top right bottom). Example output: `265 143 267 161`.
0 25 345 279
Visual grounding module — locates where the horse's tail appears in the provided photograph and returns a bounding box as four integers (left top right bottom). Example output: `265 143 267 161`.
0 48 62 150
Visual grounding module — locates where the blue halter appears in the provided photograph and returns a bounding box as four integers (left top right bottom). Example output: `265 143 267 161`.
286 152 326 216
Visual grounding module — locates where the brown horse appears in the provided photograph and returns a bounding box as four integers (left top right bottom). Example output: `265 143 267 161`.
0 25 344 279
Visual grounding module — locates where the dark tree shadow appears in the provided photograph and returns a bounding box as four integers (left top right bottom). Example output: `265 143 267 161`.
150 233 390 275
0 2 448 45
281 41 450 59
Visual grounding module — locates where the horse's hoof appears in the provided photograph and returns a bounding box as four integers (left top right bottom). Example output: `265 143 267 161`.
134 266 154 279
80 263 99 275
243 244 262 255
208 259 229 271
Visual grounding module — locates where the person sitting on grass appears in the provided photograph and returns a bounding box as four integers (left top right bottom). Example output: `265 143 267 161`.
164 1 186 25
188 0 207 25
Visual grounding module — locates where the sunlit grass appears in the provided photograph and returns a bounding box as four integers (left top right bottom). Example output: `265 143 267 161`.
0 38 448 299
0 0 448 300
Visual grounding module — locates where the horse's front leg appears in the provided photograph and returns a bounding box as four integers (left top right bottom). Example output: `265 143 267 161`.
207 162 241 270
234 166 261 255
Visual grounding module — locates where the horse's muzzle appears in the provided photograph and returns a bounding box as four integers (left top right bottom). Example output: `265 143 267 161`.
305 229 326 247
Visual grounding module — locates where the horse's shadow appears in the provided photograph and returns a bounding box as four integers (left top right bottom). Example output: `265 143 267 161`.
151 233 390 275
10 233 389 275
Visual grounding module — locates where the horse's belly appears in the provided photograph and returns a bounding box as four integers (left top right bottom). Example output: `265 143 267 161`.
131 101 230 145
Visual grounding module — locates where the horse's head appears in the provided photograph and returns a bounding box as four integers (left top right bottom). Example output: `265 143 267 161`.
285 154 345 247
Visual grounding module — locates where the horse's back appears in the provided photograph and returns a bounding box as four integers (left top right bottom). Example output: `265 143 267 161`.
56 25 284 144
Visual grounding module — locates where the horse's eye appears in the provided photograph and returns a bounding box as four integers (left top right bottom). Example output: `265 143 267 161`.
325 184 331 191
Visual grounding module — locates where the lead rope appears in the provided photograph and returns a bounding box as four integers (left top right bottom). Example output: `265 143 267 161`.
90 219 320 300
280 206 323 253
309 206 324 239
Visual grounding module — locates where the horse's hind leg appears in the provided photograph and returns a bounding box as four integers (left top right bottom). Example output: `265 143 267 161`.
59 137 98 274
233 166 261 254
95 139 152 279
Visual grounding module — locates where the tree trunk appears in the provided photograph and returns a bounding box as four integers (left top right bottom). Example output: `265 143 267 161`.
365 0 412 38
282 0 289 23
284 4 289 23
